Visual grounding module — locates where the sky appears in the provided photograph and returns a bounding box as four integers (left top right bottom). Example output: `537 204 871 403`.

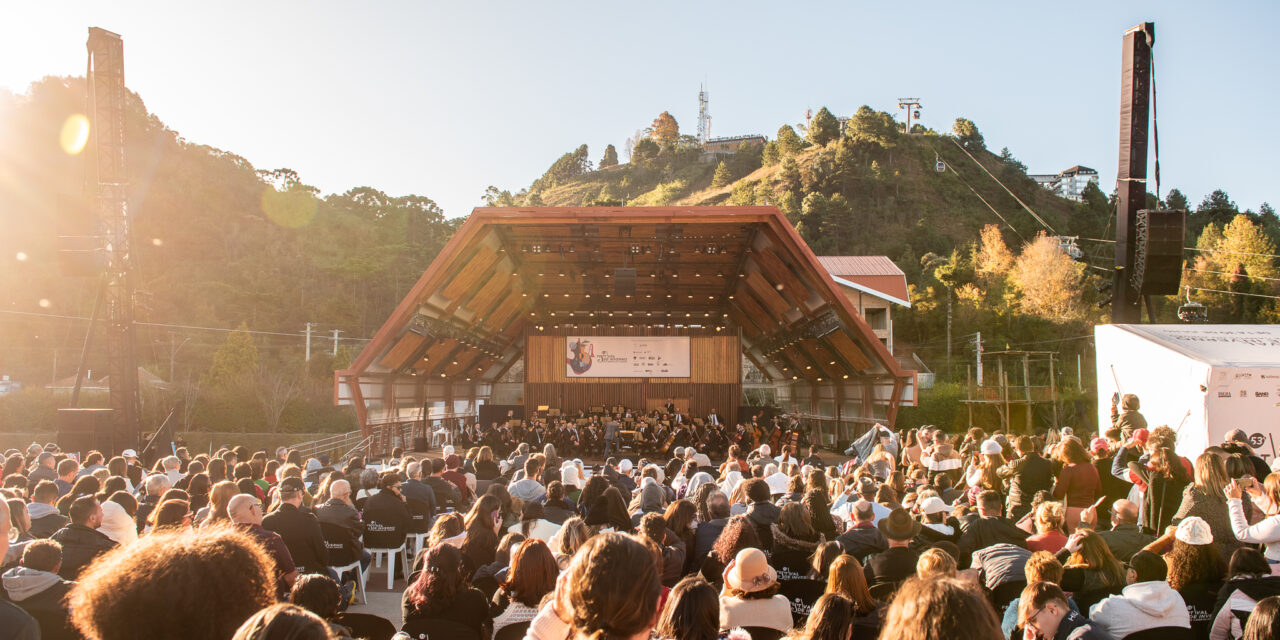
1 1 1276 219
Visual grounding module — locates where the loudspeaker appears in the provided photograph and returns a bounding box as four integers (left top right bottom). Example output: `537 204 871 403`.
614 268 636 296
56 408 116 455
1131 209 1185 295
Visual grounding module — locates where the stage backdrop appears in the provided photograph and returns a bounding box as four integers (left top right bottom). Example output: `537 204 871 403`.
565 336 690 378
525 328 740 424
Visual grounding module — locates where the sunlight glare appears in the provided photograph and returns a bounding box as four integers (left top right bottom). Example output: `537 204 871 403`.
37 298 50 308
60 114 90 155
15 252 27 261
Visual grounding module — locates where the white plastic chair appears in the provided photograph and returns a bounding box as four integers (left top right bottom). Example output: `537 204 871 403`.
405 532 429 560
369 542 409 589
329 559 369 604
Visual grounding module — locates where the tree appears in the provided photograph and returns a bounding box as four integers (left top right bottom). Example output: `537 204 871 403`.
253 364 302 433
650 112 679 148
482 186 517 207
807 107 840 146
776 125 804 155
1010 233 1086 321
761 141 781 166
202 324 259 389
599 144 619 169
846 106 898 148
711 161 733 188
953 118 985 151
631 137 660 167
1164 188 1189 211
975 224 1014 282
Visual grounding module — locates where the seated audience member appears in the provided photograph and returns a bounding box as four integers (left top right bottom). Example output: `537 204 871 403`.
511 502 560 543
263 477 329 575
442 455 473 504
425 458 464 510
1211 547 1280 640
1059 529 1126 614
96 499 137 546
509 457 547 502
402 543 492 635
26 481 68 538
492 539 558 636
999 551 1076 638
1088 549 1189 639
957 489 1029 568
655 575 719 640
881 576 1004 640
1244 596 1280 640
290 573 395 640
67 527 276 640
700 515 761 588
692 491 730 562
1079 498 1153 562
315 479 370 569
823 553 881 637
789 593 855 640
1017 581 1108 640
230 603 337 640
769 502 820 580
527 532 660 640
1 539 78 640
1026 501 1068 553
915 547 957 580
50 495 116 579
744 478 781 550
401 462 438 518
719 547 792 631
229 493 299 598
1166 516 1227 640
971 542 1033 613
863 508 921 597
834 499 887 562
542 482 576 525
362 472 411 551
135 473 171 534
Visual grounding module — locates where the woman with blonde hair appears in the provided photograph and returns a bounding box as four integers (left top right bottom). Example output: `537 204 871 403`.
1174 451 1239 557
198 480 238 529
1060 529 1126 613
962 440 1006 506
550 516 590 569
1027 501 1068 553
915 548 957 580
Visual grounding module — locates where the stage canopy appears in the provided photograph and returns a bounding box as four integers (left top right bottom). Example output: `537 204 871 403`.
335 207 915 439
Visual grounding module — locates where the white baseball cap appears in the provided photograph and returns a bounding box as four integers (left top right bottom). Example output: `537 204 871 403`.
1175 516 1213 545
918 496 951 515
121 449 138 459
980 440 1002 455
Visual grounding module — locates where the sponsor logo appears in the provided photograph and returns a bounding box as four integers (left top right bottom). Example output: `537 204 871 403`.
1236 373 1255 379
1218 391 1233 398
1251 433 1268 448
1258 392 1272 398
1240 390 1249 398
1264 374 1280 380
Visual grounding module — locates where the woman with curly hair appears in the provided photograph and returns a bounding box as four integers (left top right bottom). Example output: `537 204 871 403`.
1163 517 1226 640
68 527 276 640
577 475 611 517
804 489 841 541
700 514 761 589
402 543 492 634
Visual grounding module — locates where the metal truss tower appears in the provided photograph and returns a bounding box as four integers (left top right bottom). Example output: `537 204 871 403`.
697 84 711 144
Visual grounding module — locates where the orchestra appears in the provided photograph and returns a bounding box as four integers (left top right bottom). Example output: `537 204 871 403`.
448 405 810 460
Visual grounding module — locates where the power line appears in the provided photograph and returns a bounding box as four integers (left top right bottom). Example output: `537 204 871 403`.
1187 268 1280 282
0 309 371 342
1188 286 1280 300
1077 236 1280 261
948 138 1057 234
932 144 1027 242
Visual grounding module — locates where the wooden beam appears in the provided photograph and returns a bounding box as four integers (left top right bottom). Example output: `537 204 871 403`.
377 332 427 371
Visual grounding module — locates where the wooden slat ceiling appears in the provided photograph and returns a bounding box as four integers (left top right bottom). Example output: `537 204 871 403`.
359 209 903 384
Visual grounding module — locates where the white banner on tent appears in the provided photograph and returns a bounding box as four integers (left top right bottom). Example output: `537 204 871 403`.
565 336 690 378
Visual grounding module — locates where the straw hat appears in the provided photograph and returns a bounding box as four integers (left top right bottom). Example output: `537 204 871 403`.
723 548 777 593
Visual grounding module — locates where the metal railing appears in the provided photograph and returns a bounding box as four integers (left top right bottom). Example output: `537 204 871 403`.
289 430 372 464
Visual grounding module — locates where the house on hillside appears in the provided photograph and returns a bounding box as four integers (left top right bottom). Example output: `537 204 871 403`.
817 256 909 353
1029 165 1099 202
701 134 767 160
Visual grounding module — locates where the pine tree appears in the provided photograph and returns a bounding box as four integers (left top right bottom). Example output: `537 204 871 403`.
711 161 733 187
953 118 986 151
807 107 840 146
599 144 619 169
202 323 260 389
776 125 804 155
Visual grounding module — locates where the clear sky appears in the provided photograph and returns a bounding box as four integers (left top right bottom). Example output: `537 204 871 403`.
2 1 1275 219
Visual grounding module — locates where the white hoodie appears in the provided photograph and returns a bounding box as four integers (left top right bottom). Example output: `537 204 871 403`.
1089 581 1190 640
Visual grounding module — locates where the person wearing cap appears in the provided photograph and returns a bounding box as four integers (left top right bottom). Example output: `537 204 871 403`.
1087 549 1190 639
834 500 889 562
262 477 329 577
718 547 792 631
916 496 959 547
964 439 1008 506
862 508 921 597
1159 516 1227 639
1110 392 1147 440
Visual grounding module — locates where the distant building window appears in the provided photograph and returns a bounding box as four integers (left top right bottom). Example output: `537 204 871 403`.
865 307 888 331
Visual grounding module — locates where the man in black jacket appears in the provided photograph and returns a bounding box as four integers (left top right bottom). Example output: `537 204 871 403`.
1081 499 1153 562
693 492 731 561
25 481 67 539
744 479 781 550
423 458 463 511
1 540 79 640
362 472 411 551
315 478 369 570
863 508 921 598
49 495 117 579
957 490 1029 569
263 477 329 575
835 500 888 562
997 436 1054 521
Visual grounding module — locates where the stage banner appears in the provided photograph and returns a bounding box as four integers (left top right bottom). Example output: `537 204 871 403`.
565 336 690 378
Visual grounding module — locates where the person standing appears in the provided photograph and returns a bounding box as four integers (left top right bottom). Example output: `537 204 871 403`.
998 436 1054 523
604 418 620 460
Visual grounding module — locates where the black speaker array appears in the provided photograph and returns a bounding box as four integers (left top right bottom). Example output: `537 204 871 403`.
1130 208 1185 296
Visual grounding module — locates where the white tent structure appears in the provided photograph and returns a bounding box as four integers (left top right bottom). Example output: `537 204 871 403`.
1096 324 1280 462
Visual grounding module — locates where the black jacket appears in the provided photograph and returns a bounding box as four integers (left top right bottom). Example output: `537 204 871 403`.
362 490 411 549
26 509 67 540
693 517 728 562
997 453 1054 514
424 476 463 510
1095 524 1153 562
315 499 365 554
1128 463 1190 535
2 574 78 640
263 502 329 573
863 546 919 595
746 501 781 550
956 514 1028 569
49 524 117 579
835 524 888 562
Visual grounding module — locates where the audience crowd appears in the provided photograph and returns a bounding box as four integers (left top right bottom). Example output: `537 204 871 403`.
3 393 1280 639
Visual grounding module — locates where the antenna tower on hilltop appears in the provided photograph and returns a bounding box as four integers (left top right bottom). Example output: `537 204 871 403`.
697 84 711 144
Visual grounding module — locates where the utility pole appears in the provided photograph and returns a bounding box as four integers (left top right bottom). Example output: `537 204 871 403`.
331 329 342 356
974 332 983 386
898 98 922 134
304 322 313 361
167 333 190 381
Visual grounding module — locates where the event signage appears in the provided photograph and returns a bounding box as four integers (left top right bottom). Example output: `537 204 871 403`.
565 336 690 377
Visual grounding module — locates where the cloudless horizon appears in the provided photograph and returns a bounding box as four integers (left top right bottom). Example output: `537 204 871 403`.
2 1 1276 220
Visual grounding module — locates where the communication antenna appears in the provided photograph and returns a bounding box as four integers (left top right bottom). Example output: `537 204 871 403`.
697 83 711 144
